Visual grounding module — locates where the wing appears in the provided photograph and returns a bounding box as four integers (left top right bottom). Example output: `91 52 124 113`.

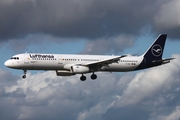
63 55 127 73
81 55 127 70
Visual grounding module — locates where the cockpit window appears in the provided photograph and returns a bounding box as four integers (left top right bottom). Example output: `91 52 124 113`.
10 57 19 60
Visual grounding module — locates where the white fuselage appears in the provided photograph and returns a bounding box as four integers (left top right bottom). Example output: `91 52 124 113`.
4 53 143 72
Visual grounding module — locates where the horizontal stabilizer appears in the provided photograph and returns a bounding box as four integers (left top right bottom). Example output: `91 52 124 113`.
152 58 175 64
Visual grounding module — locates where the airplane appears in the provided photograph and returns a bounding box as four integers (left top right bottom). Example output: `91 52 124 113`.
4 34 174 81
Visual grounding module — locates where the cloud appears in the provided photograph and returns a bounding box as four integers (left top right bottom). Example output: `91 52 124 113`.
116 54 180 106
2 70 121 120
155 106 180 120
114 63 177 107
1 0 180 56
0 54 180 120
153 0 180 39
1 0 180 41
82 34 135 54
1 34 83 53
102 106 150 120
154 0 180 29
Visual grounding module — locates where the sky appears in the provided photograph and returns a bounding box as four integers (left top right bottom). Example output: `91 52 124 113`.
0 0 180 120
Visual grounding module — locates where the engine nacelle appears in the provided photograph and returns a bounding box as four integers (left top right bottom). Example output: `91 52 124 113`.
56 70 75 76
71 66 90 74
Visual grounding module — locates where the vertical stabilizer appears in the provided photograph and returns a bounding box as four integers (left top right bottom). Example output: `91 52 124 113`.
143 34 167 60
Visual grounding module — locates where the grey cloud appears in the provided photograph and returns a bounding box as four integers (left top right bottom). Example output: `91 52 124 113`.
0 70 122 120
82 34 135 54
153 0 180 39
1 0 179 41
114 54 180 107
102 106 150 120
1 34 82 53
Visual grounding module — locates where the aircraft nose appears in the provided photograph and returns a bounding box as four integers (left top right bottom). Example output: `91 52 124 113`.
4 60 11 67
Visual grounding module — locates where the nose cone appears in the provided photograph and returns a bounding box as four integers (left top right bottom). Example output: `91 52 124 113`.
4 60 11 68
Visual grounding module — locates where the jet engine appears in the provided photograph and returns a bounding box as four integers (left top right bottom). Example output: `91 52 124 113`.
71 65 90 74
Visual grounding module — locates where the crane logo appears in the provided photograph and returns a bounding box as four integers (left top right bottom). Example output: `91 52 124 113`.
151 44 162 57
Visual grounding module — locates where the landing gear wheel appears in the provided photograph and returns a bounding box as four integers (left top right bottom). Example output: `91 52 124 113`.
91 74 97 80
80 75 86 81
22 75 26 79
22 70 27 79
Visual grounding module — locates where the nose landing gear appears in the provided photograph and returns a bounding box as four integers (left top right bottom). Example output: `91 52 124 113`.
22 70 27 79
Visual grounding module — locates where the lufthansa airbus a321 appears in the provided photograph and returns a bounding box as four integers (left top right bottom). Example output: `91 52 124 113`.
4 34 174 81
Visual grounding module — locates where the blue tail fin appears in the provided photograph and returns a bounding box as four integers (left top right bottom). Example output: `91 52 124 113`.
135 34 174 70
143 34 167 60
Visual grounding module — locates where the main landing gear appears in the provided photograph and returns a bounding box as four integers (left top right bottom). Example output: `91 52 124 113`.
91 73 97 80
80 75 86 81
22 70 27 79
80 73 97 81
